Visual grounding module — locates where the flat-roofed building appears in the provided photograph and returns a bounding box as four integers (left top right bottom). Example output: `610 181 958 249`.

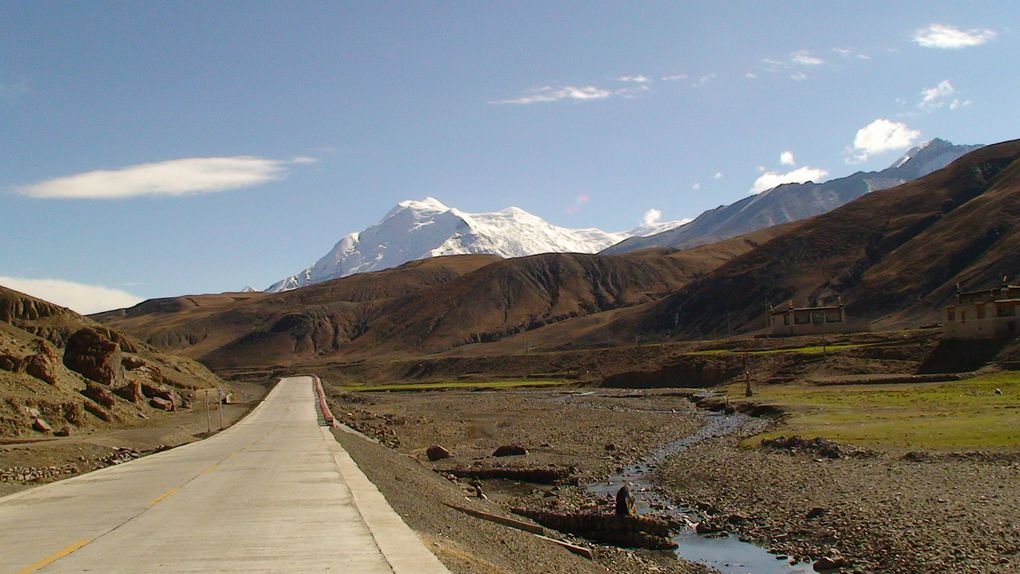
944 282 1020 340
768 301 867 336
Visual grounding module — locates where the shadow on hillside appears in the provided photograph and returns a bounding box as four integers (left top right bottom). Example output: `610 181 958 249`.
916 337 1015 374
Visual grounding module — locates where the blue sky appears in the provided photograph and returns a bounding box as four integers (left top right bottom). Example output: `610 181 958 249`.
1 1 1017 312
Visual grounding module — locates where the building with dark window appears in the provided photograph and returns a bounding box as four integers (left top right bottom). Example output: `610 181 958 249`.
767 301 867 336
943 281 1020 340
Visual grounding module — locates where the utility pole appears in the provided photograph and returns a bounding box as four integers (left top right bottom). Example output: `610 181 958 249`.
744 353 753 397
204 389 211 434
217 388 224 430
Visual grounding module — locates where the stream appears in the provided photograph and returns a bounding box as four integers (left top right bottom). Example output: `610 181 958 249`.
585 410 815 574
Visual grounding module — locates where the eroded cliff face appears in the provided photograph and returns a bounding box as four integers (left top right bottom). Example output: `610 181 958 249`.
0 285 222 438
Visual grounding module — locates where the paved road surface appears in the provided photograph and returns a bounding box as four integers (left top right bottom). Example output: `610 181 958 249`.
0 376 449 574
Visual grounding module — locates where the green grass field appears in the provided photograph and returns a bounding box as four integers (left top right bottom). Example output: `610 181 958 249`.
333 379 576 392
729 371 1020 449
685 343 866 357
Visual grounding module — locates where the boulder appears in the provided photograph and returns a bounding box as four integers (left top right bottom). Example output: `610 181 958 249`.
63 327 122 385
141 383 178 409
492 444 529 457
25 354 58 385
0 355 19 371
82 382 116 409
83 402 113 422
426 444 452 461
114 381 145 403
814 555 849 571
32 417 52 432
149 396 175 411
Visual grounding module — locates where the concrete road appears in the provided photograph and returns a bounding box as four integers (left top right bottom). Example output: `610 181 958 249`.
0 377 449 574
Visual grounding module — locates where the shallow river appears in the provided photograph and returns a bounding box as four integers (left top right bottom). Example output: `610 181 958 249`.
586 411 815 574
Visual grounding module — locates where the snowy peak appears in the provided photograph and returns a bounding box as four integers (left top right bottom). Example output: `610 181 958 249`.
267 199 629 292
889 138 983 179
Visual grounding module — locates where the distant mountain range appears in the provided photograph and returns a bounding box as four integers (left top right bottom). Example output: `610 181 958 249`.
268 139 980 292
267 197 655 292
96 138 1020 374
603 138 983 254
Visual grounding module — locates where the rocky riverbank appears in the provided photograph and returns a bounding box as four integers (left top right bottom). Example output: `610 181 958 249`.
656 435 1020 573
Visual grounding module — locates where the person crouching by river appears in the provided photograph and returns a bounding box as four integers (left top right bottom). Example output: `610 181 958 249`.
616 483 637 516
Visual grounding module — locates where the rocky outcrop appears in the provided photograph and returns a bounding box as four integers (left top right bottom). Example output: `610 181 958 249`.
24 354 58 385
114 380 145 403
63 328 122 385
82 382 116 409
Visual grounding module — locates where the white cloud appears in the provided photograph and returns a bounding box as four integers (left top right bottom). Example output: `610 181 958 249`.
918 80 956 112
780 151 796 166
950 99 973 110
0 276 143 315
642 208 662 226
660 74 687 81
616 75 650 83
790 50 824 66
15 156 312 199
491 84 650 105
744 72 758 79
691 182 701 190
914 24 996 49
714 172 723 179
750 166 829 194
846 118 921 163
790 72 808 81
692 74 716 88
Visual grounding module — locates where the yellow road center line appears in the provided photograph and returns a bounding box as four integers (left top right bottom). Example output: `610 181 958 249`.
16 538 91 574
202 464 218 474
149 487 178 507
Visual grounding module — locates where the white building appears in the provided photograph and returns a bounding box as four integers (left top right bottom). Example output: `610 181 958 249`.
943 283 1020 340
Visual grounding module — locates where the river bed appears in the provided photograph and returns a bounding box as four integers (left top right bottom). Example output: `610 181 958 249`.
586 411 816 574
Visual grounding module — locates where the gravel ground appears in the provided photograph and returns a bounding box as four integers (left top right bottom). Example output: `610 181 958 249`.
331 424 712 574
656 437 1020 573
329 388 715 574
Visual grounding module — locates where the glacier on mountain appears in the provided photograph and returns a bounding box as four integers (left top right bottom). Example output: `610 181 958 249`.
266 197 652 292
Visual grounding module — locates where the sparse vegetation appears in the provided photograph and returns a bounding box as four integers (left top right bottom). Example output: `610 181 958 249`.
334 379 576 392
731 371 1020 448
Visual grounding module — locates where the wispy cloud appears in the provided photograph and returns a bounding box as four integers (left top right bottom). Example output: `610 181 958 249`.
762 50 825 73
846 118 920 164
713 172 723 179
615 75 651 83
15 156 315 199
751 166 828 194
790 50 824 66
790 72 808 81
691 182 701 190
744 72 758 79
917 80 972 113
913 24 996 49
692 74 716 88
491 84 648 105
0 276 143 314
660 74 688 81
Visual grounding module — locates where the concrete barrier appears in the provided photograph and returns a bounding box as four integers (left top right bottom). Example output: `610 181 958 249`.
312 375 336 427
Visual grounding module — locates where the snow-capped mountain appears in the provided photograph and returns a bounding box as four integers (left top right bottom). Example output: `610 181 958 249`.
603 138 982 255
267 197 632 292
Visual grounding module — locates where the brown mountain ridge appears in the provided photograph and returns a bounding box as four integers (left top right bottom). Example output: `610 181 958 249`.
94 139 1020 375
